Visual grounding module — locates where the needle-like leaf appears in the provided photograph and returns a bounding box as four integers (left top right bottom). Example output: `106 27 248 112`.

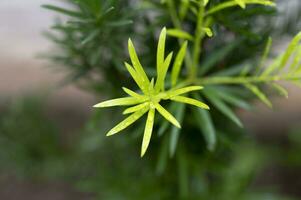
171 41 188 86
141 108 155 157
157 27 167 74
156 52 173 91
124 62 147 93
93 97 145 108
168 86 203 97
171 96 209 110
107 107 148 136
167 29 194 41
122 87 142 98
245 84 272 107
123 102 149 114
154 103 181 128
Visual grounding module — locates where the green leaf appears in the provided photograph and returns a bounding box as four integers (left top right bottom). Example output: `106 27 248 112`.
235 0 246 8
141 108 155 157
171 96 209 110
290 45 301 70
193 94 216 151
171 41 188 86
202 27 213 37
154 103 181 128
169 104 186 157
245 84 272 107
168 86 203 97
156 52 173 91
93 97 145 108
179 0 190 19
167 29 194 41
42 5 83 18
157 27 167 74
128 39 150 86
256 37 272 74
124 62 147 93
122 87 142 98
123 102 149 114
271 83 288 98
107 107 148 136
204 89 243 127
279 32 301 70
156 135 169 175
158 102 177 136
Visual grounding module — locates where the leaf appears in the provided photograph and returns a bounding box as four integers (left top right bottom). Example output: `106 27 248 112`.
271 83 288 98
171 96 209 110
202 27 213 37
107 20 133 27
156 52 173 91
193 94 216 151
171 41 188 86
123 102 149 114
290 45 301 70
204 89 243 127
235 0 246 8
245 84 272 107
279 32 301 70
93 97 145 108
156 135 169 175
122 87 142 98
179 0 190 19
256 37 272 74
261 53 284 76
158 102 177 136
106 107 148 136
128 39 150 85
124 62 147 93
42 5 83 18
154 103 181 128
169 104 186 157
81 29 100 45
167 29 194 41
141 108 155 157
168 86 203 97
157 27 167 74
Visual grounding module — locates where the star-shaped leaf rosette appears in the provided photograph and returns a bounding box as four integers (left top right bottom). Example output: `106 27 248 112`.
94 28 209 157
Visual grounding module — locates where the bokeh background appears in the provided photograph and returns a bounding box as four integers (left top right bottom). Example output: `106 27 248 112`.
1 0 301 199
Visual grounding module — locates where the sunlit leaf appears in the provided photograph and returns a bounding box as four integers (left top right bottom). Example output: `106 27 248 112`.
124 62 147 93
141 108 155 157
155 103 181 128
168 86 203 97
171 41 188 86
235 0 246 8
271 83 288 98
245 84 272 107
171 96 209 110
123 102 149 114
157 27 167 74
107 107 148 136
167 29 194 41
93 97 145 108
156 52 173 91
122 87 142 98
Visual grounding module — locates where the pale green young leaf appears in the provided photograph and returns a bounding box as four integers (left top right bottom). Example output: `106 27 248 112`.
154 103 181 128
168 86 203 97
123 102 149 114
141 108 155 157
128 39 150 84
157 27 167 73
158 102 177 136
203 0 209 6
204 90 243 127
235 0 246 8
279 32 301 70
271 83 288 98
179 0 190 19
171 41 188 86
245 84 272 108
124 62 147 93
171 96 209 110
156 52 173 91
202 27 213 37
167 29 194 41
107 107 148 136
93 97 145 108
169 104 185 157
256 37 272 74
290 45 301 70
122 87 142 98
261 54 283 76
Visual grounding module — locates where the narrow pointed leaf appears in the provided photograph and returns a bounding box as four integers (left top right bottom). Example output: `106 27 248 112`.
204 90 243 127
123 102 149 114
167 29 194 41
156 135 169 175
291 45 301 70
158 102 177 136
256 37 272 74
171 96 209 110
169 104 186 157
156 52 173 91
171 41 188 86
235 0 246 8
155 103 181 128
245 84 272 107
124 62 147 93
122 87 142 98
93 97 144 108
107 107 148 136
128 39 149 84
203 27 213 37
168 86 203 97
157 27 167 73
271 83 288 98
42 5 83 18
141 108 155 157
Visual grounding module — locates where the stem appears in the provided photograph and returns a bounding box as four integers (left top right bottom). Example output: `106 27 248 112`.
196 75 301 85
191 5 205 79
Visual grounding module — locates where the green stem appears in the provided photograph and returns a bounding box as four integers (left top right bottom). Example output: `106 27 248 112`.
196 75 301 85
191 5 205 79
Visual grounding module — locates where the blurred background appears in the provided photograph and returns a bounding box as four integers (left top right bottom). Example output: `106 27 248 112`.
1 0 301 199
